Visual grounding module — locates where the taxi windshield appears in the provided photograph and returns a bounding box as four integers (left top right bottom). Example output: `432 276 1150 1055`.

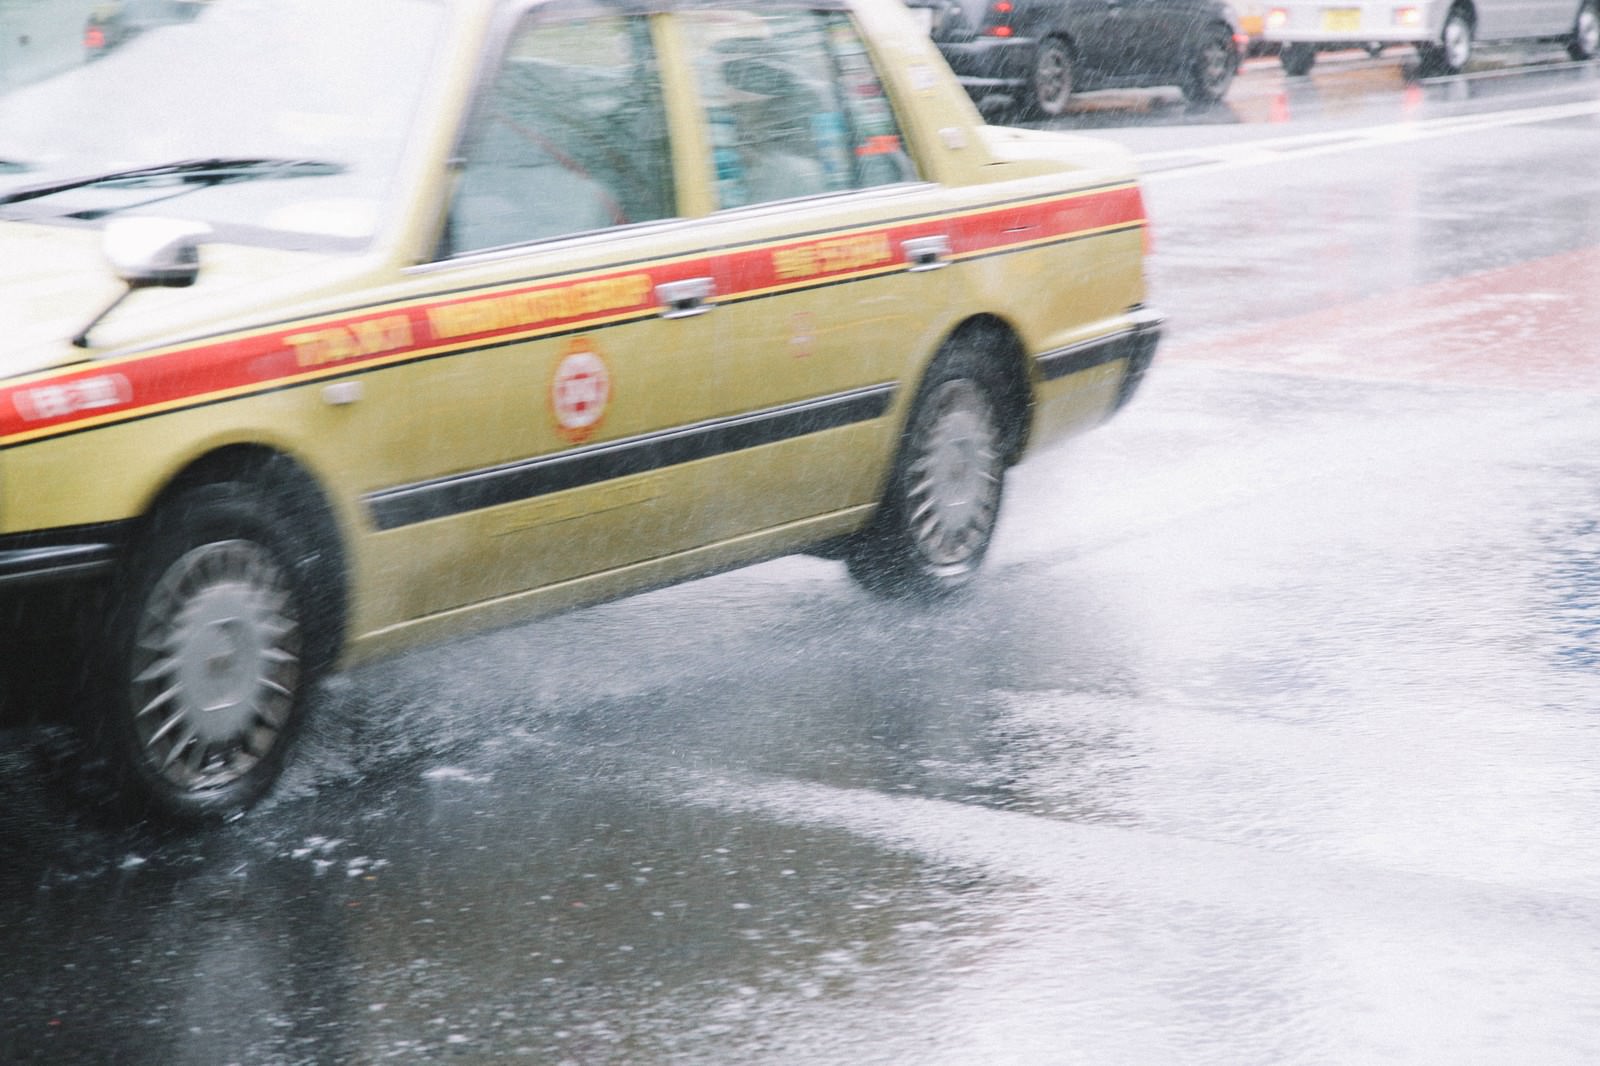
0 0 444 250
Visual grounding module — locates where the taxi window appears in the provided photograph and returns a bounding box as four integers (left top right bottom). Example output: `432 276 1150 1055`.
444 14 675 255
677 9 919 211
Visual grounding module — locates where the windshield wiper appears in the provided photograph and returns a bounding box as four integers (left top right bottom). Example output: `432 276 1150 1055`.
0 157 343 206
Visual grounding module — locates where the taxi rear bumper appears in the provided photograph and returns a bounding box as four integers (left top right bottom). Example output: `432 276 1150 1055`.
1113 306 1164 411
1035 305 1163 413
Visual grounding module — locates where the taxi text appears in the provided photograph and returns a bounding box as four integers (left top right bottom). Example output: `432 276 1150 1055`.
427 275 653 342
285 315 415 368
772 233 894 282
12 374 133 422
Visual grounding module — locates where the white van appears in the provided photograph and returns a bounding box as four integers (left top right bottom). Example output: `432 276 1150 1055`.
1262 0 1598 75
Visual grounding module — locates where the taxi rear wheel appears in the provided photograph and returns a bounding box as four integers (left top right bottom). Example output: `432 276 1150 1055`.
847 351 1007 599
87 482 311 823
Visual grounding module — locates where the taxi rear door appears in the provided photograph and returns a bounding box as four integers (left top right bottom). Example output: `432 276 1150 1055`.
658 4 959 543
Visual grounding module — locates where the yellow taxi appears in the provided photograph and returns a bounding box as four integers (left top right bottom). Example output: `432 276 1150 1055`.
0 0 1161 821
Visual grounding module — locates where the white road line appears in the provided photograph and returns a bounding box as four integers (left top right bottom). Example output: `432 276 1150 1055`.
1138 97 1600 178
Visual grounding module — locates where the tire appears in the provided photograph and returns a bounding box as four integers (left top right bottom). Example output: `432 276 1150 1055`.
1418 7 1473 74
1183 27 1238 103
1280 44 1317 76
1028 36 1076 118
1570 0 1600 60
846 347 1008 599
86 482 314 823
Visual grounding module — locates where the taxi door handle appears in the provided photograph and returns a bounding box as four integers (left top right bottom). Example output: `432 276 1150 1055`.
904 235 952 272
658 277 717 319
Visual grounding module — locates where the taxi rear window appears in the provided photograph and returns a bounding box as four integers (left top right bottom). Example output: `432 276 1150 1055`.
678 8 919 210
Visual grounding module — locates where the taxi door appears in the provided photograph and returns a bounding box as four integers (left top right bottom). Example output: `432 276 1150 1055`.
658 5 959 543
370 7 726 621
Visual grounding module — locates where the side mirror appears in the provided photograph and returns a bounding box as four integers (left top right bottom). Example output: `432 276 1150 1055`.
73 218 211 347
104 216 211 289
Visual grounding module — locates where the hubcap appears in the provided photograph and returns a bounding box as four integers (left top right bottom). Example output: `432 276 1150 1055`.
1581 8 1599 53
1035 44 1070 108
1444 16 1471 68
1200 39 1232 92
130 540 301 792
905 380 1001 571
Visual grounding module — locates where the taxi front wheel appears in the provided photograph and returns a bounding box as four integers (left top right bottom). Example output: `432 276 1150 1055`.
846 352 1007 599
86 482 312 823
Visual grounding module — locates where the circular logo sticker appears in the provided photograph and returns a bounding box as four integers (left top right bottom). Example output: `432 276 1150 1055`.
550 341 610 443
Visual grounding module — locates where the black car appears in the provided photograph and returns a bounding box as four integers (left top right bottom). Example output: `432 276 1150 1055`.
83 0 211 59
905 0 1243 115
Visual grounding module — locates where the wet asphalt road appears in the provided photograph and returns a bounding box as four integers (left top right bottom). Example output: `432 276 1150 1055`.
4 52 1600 1065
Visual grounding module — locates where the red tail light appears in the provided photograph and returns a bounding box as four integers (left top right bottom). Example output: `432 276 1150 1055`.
84 25 106 51
982 0 1016 36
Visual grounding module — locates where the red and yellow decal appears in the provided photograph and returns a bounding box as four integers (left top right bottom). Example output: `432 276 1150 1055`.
284 315 415 369
427 273 653 344
11 372 133 423
772 232 895 282
732 182 1146 298
548 337 611 445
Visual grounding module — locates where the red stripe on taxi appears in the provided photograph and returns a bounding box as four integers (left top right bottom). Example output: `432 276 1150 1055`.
0 186 1146 445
